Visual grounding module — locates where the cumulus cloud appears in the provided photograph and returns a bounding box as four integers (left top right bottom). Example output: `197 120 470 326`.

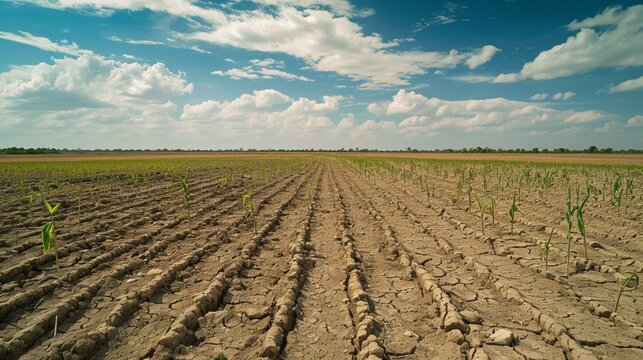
465 45 500 69
626 115 643 127
0 30 92 56
0 54 193 136
494 5 643 82
16 1 496 87
529 93 548 101
185 7 497 88
609 75 643 93
552 91 575 100
180 90 344 140
365 89 612 135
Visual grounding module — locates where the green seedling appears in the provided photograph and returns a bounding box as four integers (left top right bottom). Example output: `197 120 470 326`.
41 197 61 279
489 196 496 225
564 200 575 276
453 181 462 206
475 196 485 234
576 190 590 260
215 353 228 360
508 194 520 234
220 176 228 189
180 174 190 219
540 228 554 270
614 271 639 313
242 194 257 234
467 185 473 211
612 188 623 215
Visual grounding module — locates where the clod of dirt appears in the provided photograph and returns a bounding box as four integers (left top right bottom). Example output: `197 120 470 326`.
488 328 515 346
460 310 482 324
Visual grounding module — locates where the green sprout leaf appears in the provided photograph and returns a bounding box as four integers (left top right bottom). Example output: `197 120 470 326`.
42 221 53 254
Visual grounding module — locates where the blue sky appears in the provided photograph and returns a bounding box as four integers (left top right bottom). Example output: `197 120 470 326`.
0 0 642 150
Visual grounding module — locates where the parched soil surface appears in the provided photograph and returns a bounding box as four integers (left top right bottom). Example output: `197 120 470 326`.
1 158 641 360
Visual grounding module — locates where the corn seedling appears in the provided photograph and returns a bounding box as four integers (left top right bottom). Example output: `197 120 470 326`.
540 228 554 270
614 271 639 313
41 197 61 279
475 196 485 234
467 185 473 211
576 190 590 260
612 188 623 215
220 176 228 189
180 174 190 219
489 196 496 225
508 194 519 234
564 200 575 276
242 194 257 234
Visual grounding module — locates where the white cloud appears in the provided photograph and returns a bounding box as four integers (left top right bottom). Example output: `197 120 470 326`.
212 59 311 81
449 74 495 83
180 90 344 141
14 0 228 24
465 45 500 69
564 111 603 123
16 1 495 87
609 75 643 93
0 54 192 134
250 58 282 67
185 7 497 88
552 91 575 100
217 68 260 79
530 93 548 101
108 35 164 46
188 45 211 54
366 89 611 135
0 30 92 56
413 3 467 32
336 114 354 131
252 0 371 17
495 5 643 82
594 120 618 133
258 68 311 81
626 115 643 127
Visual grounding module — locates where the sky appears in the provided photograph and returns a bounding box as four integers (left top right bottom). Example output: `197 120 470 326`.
0 0 642 150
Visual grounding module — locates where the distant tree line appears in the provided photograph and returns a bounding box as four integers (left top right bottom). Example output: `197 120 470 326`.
1 146 641 154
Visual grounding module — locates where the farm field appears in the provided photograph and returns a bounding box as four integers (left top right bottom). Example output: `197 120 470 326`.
0 154 641 360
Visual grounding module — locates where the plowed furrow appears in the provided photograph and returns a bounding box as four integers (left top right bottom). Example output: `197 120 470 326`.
345 165 643 360
0 167 311 359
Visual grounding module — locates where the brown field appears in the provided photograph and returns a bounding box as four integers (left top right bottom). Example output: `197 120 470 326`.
0 156 641 360
2 151 643 165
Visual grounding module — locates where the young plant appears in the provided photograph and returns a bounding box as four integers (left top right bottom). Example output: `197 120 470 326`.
475 196 485 234
576 190 590 260
242 194 257 234
220 176 228 189
564 201 575 276
489 196 496 225
508 194 520 234
614 271 639 313
180 174 190 219
41 197 61 278
467 185 473 211
540 228 554 270
612 188 624 215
